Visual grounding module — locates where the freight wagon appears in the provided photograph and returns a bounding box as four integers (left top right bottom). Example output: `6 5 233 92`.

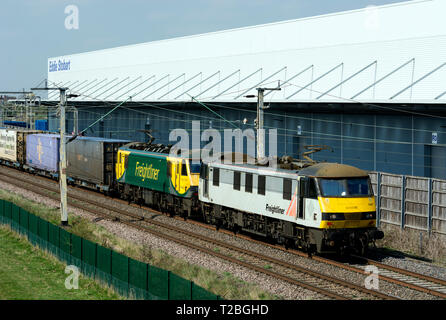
0 128 43 167
25 134 129 193
26 134 60 176
67 136 129 193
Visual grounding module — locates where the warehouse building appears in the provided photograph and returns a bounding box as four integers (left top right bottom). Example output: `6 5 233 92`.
45 0 446 179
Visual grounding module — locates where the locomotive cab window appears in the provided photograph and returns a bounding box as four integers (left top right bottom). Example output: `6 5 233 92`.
308 178 318 199
213 167 220 186
124 155 129 169
299 177 318 199
245 173 253 193
283 178 292 200
181 160 188 176
167 161 172 177
319 177 371 197
258 175 266 195
200 163 208 179
233 171 241 190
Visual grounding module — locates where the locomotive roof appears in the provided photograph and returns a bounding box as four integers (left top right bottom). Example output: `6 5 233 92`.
209 161 299 179
209 161 369 179
297 163 369 178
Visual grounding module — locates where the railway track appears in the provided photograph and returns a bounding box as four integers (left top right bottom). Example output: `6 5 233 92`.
0 167 397 300
349 255 446 297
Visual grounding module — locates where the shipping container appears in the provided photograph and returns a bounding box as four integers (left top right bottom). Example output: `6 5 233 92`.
35 120 49 131
26 134 60 172
0 129 42 165
4 120 27 128
66 136 129 191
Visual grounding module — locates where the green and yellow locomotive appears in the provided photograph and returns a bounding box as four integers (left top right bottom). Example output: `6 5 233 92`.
116 142 201 217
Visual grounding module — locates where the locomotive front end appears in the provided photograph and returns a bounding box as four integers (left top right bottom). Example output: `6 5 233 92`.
317 176 384 254
299 163 384 255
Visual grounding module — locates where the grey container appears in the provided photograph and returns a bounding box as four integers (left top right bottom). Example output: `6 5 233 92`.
66 136 129 191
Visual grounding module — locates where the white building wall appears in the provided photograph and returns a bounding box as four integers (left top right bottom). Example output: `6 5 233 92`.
48 0 446 103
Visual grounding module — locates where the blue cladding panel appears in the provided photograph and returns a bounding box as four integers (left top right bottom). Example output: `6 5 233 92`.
35 120 48 131
74 104 446 180
26 134 60 172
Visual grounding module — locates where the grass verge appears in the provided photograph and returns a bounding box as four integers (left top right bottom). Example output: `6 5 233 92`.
0 188 281 300
0 225 120 300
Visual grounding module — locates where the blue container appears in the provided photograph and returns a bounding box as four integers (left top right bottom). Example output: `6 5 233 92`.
4 120 27 128
26 134 60 172
35 120 48 131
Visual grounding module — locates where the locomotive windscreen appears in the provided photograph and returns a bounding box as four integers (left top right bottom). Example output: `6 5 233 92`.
319 178 371 197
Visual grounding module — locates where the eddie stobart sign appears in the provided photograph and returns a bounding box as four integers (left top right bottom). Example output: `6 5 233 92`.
49 59 71 72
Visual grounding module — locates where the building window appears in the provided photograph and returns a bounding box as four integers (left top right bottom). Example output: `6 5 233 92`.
233 171 241 190
213 167 220 186
258 175 266 195
245 173 253 193
283 178 292 200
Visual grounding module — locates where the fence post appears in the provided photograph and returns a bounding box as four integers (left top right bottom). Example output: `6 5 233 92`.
167 271 171 300
377 172 381 227
401 175 406 230
428 178 433 234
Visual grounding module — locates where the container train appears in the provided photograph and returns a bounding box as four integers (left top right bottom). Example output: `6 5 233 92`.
0 127 384 255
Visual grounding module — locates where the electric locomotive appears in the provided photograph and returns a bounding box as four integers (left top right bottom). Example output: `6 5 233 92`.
199 161 384 255
115 142 201 217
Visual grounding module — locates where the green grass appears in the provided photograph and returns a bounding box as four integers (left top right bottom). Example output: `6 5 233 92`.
0 225 121 300
0 188 282 300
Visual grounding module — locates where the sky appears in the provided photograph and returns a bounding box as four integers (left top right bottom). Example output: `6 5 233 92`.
0 0 406 92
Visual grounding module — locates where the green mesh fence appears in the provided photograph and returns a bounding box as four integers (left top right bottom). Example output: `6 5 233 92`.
0 199 4 223
59 228 71 264
192 283 220 300
19 209 29 235
170 272 192 300
71 234 82 268
96 245 112 285
11 203 20 232
48 223 60 257
129 258 148 300
81 238 97 278
111 251 129 297
0 200 221 300
148 265 169 300
4 201 11 226
28 213 38 245
37 217 49 250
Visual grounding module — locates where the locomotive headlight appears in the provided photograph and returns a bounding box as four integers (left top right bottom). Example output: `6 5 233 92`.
362 212 375 220
329 213 345 220
322 213 345 220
